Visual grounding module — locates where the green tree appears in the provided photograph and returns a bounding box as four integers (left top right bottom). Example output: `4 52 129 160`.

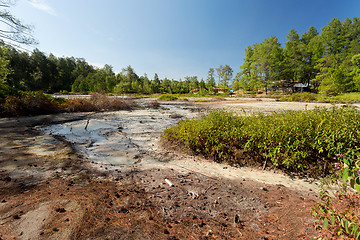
206 68 216 89
0 45 12 84
151 73 161 93
219 64 232 88
251 36 283 93
283 29 302 86
300 26 322 86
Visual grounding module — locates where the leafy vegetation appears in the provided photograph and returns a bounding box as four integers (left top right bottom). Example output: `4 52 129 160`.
158 94 178 101
279 92 360 103
312 149 360 239
163 107 360 175
233 18 360 96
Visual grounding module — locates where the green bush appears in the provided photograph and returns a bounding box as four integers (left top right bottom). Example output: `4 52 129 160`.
163 107 360 175
0 83 18 100
158 94 178 101
279 92 318 102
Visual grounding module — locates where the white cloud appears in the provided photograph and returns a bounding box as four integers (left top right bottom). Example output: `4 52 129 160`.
28 0 57 16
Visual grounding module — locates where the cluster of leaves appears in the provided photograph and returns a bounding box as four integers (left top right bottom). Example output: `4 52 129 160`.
163 107 360 174
312 152 360 239
0 92 137 117
233 18 360 96
158 94 178 101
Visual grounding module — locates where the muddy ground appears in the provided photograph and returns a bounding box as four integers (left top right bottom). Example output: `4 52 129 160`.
1 97 352 240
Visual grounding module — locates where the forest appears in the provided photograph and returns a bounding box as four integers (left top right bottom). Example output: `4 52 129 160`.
233 17 360 95
0 17 359 96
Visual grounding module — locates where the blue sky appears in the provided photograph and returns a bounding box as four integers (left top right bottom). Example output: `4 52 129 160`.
11 0 360 80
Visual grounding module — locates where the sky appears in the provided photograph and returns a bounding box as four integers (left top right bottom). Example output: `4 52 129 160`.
9 0 360 81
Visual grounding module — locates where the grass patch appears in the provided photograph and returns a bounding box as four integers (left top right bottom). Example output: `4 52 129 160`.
279 92 360 103
279 92 318 102
163 107 360 176
158 94 178 101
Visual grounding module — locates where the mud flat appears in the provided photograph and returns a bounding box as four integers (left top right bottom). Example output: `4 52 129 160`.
0 99 324 239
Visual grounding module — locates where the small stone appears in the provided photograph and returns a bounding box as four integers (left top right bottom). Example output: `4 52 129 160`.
164 229 170 234
260 187 268 191
52 228 59 232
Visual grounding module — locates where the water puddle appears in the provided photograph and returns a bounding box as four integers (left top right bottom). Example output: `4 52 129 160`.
41 104 204 167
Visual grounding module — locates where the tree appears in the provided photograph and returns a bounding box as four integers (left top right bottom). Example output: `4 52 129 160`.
283 29 302 86
220 64 232 88
215 65 223 86
151 73 161 93
350 54 360 91
0 45 11 84
315 18 360 94
206 68 216 89
300 26 321 86
250 36 283 93
0 1 37 48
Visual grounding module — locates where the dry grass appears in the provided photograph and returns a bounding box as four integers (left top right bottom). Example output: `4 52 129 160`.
65 93 138 112
0 93 138 117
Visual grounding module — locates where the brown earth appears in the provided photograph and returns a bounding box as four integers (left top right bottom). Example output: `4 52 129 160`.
0 101 322 240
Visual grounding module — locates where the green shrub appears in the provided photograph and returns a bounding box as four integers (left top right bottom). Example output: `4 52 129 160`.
158 94 178 101
163 107 360 175
0 83 18 100
279 92 318 102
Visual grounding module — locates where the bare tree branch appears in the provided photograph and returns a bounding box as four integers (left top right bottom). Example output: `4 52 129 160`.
0 1 37 48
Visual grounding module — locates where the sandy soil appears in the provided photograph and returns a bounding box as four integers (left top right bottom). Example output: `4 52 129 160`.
0 98 345 239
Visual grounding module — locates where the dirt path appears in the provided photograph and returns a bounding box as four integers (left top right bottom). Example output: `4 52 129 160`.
0 100 322 239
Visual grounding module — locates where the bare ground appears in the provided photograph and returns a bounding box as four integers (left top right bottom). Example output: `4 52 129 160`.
0 98 331 239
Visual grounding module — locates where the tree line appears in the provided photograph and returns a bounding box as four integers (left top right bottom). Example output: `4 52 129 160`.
0 16 359 96
232 17 360 95
0 45 219 94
